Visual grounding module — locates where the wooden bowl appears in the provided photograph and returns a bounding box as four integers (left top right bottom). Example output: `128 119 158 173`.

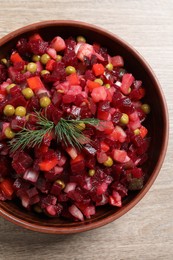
0 20 169 234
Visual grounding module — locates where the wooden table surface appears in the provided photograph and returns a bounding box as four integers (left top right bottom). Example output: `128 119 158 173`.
0 1 172 259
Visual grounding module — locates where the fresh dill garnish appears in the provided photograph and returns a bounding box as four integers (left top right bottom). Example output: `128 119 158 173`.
9 112 100 152
9 112 54 152
55 118 99 149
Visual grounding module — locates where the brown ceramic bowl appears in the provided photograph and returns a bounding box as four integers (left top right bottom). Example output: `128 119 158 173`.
0 20 169 234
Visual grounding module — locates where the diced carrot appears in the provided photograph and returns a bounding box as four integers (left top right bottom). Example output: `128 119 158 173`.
39 158 58 171
86 80 100 91
10 52 25 64
27 76 45 91
92 63 105 76
29 33 43 41
46 59 56 71
140 125 148 138
0 179 14 198
70 154 84 165
66 73 80 85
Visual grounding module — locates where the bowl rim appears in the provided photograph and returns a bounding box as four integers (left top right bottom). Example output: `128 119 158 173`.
0 20 169 234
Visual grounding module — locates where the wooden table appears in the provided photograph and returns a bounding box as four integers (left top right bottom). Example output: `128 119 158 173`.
0 1 172 259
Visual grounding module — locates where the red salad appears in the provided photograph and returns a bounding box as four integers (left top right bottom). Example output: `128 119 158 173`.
0 34 150 221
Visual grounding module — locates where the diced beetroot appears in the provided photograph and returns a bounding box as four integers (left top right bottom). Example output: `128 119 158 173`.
130 168 143 178
8 94 27 108
85 156 96 169
52 107 63 125
50 182 62 196
10 116 26 131
0 64 8 84
27 96 40 112
29 39 48 55
52 91 62 107
0 156 9 178
29 33 43 41
116 97 135 115
97 110 111 121
44 167 63 181
26 187 38 198
40 194 57 208
62 50 78 67
29 194 40 205
70 155 85 174
62 94 76 104
16 38 31 56
84 70 95 81
69 204 84 221
36 177 51 194
131 87 145 100
12 151 33 175
56 154 67 167
9 85 21 97
67 188 84 202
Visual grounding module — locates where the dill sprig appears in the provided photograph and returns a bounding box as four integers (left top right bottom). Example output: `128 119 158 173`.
9 112 100 152
9 112 54 152
55 118 99 149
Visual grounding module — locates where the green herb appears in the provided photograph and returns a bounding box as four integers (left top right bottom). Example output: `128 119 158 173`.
9 112 54 152
55 118 99 149
9 112 100 152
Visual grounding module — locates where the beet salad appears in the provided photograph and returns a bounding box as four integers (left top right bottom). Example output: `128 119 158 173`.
0 33 150 221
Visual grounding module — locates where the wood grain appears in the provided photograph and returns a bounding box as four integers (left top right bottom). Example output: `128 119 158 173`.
0 0 173 259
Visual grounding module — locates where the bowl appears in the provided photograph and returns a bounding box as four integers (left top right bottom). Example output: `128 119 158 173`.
0 20 169 234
